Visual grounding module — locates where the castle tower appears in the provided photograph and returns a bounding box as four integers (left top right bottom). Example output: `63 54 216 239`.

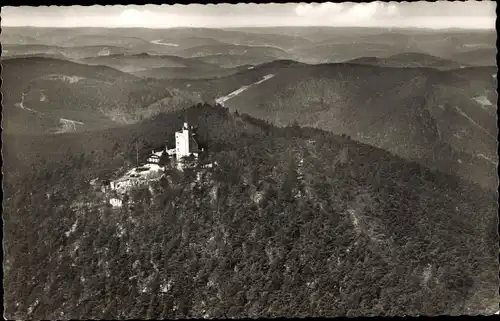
175 122 191 158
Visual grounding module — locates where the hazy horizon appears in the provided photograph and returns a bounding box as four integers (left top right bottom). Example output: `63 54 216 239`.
2 25 496 31
2 2 496 29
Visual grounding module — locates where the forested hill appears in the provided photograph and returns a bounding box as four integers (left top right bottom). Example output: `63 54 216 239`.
3 104 498 319
1 56 202 134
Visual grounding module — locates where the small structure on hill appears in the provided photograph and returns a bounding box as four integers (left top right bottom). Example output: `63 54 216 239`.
110 163 163 194
146 150 163 164
110 197 123 207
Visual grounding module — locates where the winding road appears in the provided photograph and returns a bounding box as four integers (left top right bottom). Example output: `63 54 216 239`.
150 39 179 47
215 74 275 107
16 91 86 133
454 105 495 139
15 92 41 114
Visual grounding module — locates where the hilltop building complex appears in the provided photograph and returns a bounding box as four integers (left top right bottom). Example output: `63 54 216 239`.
105 121 204 205
146 122 201 164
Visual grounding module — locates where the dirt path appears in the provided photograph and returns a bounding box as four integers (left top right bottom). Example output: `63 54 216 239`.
150 39 179 47
215 74 275 107
15 92 42 114
454 106 495 139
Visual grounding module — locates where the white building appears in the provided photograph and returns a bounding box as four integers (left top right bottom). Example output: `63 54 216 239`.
110 163 163 194
144 122 201 164
110 198 123 207
174 122 200 159
166 148 176 156
97 47 110 56
146 150 163 164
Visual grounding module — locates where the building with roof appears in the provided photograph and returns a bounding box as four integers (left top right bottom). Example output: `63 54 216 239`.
144 122 201 165
146 150 163 164
175 122 201 159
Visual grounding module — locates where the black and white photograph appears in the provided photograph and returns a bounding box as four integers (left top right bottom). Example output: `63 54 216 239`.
1 1 499 318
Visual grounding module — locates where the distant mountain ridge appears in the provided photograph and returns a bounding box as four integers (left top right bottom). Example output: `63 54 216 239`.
346 52 468 70
1 43 145 60
3 26 496 68
81 52 217 73
132 65 253 80
448 47 497 66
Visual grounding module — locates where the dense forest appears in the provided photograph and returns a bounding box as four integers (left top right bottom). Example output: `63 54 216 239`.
1 57 203 134
3 104 498 318
158 61 498 190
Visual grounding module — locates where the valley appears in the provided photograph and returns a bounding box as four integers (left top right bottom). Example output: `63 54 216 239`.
2 26 496 189
1 16 498 320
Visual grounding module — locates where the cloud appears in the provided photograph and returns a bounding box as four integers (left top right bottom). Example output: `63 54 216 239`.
295 3 344 17
1 2 496 29
387 4 399 16
345 2 382 19
292 1 494 28
295 2 399 21
111 8 185 28
116 8 155 24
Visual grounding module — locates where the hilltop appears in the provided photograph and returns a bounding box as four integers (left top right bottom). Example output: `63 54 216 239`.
1 44 142 60
192 62 497 189
175 44 291 59
448 48 498 67
59 34 152 48
188 54 281 69
346 52 466 70
80 52 253 80
165 43 293 68
290 42 398 64
159 59 305 100
81 53 217 73
288 29 496 64
144 28 312 51
3 104 498 319
133 65 253 80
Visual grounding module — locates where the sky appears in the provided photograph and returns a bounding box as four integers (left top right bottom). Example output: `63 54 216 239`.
1 2 497 29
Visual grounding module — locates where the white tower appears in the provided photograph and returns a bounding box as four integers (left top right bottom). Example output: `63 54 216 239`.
175 122 190 158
